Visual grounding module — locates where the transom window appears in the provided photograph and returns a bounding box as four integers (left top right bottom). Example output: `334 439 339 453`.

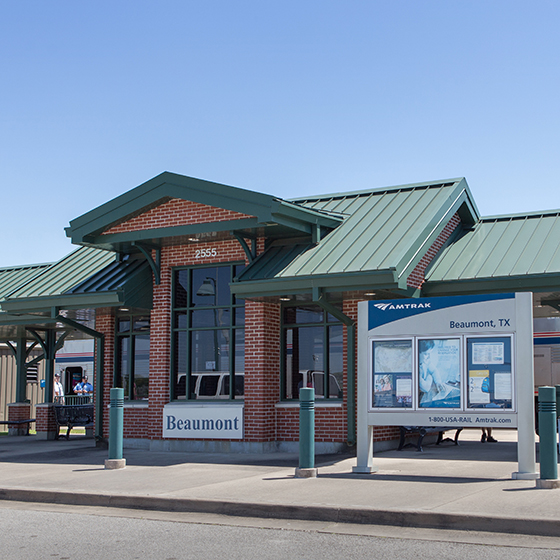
282 304 343 400
172 263 245 400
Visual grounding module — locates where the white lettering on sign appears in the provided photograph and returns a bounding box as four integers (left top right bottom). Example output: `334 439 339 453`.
195 248 217 259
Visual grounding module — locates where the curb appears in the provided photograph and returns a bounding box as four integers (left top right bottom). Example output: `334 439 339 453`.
0 487 558 537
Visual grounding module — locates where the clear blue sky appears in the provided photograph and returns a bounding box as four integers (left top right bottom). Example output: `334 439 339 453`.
1 1 558 267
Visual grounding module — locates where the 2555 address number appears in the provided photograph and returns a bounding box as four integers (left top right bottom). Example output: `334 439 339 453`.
195 248 217 259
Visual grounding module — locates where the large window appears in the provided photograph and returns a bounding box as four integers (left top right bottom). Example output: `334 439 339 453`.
116 315 150 401
282 304 344 400
172 264 245 400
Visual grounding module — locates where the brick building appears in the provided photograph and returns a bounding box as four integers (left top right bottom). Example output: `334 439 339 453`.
2 172 560 451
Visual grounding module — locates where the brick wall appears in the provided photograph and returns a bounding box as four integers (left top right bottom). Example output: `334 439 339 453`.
407 212 462 289
102 198 255 235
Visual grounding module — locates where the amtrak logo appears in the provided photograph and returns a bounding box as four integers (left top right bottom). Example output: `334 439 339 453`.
373 302 431 311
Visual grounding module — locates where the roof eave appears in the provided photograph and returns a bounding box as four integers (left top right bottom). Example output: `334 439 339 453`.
422 273 560 297
231 269 400 298
1 291 126 314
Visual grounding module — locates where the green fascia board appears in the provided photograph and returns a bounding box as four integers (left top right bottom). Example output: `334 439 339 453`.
0 312 61 327
231 269 399 298
395 180 479 285
67 172 342 244
1 291 126 314
421 273 560 297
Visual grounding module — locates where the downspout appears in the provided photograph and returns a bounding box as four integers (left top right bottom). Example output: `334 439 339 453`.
55 314 105 445
312 287 356 445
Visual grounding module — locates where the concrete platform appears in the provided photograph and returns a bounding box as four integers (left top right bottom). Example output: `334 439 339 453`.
0 429 558 537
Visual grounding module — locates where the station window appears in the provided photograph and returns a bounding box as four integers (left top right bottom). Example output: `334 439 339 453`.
282 304 343 400
172 263 245 400
115 314 150 401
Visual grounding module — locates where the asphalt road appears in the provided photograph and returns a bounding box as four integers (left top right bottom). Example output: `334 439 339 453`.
2 502 560 560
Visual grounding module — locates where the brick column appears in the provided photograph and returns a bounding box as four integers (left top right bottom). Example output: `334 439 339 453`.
244 301 281 442
95 308 115 440
35 403 58 440
7 402 32 436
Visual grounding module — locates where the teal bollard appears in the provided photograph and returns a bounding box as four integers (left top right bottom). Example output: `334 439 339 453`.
105 387 126 469
295 387 317 478
556 385 560 457
538 387 558 481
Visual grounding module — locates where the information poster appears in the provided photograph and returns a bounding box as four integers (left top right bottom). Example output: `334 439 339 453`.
472 342 504 365
467 337 512 409
469 370 490 404
418 338 461 408
372 340 412 408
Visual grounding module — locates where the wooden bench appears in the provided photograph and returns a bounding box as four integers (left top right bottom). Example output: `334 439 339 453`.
398 426 463 452
0 418 36 435
53 404 94 440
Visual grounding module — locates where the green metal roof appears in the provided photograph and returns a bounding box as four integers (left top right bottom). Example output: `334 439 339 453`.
0 246 151 314
66 172 343 253
0 262 53 300
423 210 560 296
233 178 479 298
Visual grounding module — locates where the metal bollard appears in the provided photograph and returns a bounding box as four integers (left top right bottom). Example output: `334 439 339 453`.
105 387 126 469
556 385 560 456
537 387 558 487
295 387 317 478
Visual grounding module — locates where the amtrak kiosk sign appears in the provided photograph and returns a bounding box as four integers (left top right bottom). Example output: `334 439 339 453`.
353 293 537 479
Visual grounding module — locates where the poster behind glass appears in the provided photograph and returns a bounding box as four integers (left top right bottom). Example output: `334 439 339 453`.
372 340 412 408
467 337 512 409
418 338 461 408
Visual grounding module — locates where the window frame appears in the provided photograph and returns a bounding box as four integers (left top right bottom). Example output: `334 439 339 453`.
171 261 245 401
281 303 344 401
114 312 151 402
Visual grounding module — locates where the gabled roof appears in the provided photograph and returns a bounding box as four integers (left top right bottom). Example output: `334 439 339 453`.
423 209 560 296
232 178 479 298
66 172 343 253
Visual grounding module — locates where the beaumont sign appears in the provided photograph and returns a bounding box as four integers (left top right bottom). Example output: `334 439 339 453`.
162 404 244 439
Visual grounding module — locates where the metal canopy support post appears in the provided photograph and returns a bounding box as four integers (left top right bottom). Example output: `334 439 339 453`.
28 328 67 404
12 338 28 403
312 287 356 445
55 314 105 444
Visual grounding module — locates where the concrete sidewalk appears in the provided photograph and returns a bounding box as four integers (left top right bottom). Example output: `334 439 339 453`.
0 429 559 537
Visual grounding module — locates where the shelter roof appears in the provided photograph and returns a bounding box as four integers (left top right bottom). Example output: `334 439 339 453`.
0 262 53 301
232 178 479 298
0 246 152 315
423 209 560 297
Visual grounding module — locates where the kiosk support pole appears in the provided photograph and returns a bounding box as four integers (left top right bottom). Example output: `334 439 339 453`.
295 387 317 478
105 388 126 470
536 386 559 488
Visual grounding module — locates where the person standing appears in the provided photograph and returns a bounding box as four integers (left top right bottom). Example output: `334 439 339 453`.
481 427 497 442
54 373 65 404
74 376 93 396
